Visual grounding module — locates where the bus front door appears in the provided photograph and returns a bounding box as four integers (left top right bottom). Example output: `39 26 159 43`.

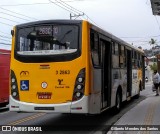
127 50 132 97
101 40 111 109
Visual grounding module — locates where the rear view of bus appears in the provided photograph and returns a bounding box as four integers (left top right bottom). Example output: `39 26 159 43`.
10 20 90 113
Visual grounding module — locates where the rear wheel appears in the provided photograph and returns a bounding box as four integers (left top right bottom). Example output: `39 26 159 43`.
135 90 140 99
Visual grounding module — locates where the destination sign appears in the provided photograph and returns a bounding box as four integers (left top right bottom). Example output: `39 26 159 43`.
37 26 59 36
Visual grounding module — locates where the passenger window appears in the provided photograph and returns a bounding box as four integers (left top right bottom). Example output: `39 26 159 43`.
121 45 124 56
115 43 119 55
112 42 115 54
119 45 125 68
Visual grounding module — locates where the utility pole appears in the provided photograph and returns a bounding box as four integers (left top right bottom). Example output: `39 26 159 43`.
70 13 84 20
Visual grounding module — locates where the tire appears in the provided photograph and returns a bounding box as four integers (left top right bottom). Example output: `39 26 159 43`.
135 89 140 99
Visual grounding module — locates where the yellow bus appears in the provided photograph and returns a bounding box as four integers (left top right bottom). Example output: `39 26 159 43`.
10 20 145 114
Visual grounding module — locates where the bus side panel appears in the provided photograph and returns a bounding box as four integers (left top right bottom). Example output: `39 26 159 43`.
120 69 127 102
111 69 119 107
142 56 145 89
0 50 10 105
111 69 127 107
71 21 90 113
132 69 139 96
88 68 101 114
138 68 143 91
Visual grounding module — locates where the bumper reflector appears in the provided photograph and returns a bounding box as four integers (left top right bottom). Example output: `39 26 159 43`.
71 107 82 110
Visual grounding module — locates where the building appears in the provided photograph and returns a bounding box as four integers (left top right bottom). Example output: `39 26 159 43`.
150 0 160 15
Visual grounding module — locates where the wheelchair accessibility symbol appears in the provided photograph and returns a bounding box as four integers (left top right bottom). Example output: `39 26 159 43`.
20 80 29 90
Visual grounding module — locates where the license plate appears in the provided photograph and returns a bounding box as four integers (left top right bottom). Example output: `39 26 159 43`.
37 92 52 99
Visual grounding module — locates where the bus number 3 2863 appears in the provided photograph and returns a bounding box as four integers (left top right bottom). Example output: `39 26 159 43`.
56 70 70 75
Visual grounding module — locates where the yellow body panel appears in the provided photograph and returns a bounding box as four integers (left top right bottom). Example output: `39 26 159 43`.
10 21 91 104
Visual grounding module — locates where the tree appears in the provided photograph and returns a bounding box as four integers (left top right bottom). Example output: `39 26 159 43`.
149 38 157 56
138 46 142 49
150 63 157 71
149 38 157 48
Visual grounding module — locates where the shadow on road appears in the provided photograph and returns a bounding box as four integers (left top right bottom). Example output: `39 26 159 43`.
35 95 146 132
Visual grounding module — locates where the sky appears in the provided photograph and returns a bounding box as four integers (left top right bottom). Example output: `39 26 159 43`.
0 0 160 50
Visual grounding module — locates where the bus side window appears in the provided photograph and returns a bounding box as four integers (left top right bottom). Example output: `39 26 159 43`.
115 43 119 55
124 47 127 67
132 50 135 68
137 53 141 68
112 42 115 54
119 45 125 68
90 30 100 67
132 50 138 69
112 42 119 68
135 51 138 68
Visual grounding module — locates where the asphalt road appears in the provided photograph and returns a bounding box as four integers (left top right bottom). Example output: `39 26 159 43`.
0 82 152 134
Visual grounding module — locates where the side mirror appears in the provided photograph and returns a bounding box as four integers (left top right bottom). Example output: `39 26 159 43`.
11 30 14 36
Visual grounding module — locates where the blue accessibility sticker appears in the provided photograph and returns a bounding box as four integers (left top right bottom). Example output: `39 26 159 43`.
20 80 29 91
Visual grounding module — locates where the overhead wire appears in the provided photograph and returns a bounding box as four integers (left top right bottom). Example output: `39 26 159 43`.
49 0 77 15
0 0 100 32
0 31 10 35
121 34 160 47
62 0 101 27
0 22 13 27
0 38 11 42
126 40 149 43
0 0 84 45
0 2 51 7
49 0 100 27
0 0 85 7
0 7 38 20
0 12 31 21
0 42 11 45
0 16 20 23
120 35 160 39
59 0 84 14
0 35 11 39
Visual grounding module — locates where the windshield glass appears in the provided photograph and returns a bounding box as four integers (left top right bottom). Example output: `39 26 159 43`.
17 25 79 55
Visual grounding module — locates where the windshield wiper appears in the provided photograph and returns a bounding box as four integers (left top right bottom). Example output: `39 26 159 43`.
60 30 72 41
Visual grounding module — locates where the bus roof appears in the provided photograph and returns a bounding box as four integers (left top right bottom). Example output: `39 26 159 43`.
87 20 144 54
14 19 144 55
15 19 82 28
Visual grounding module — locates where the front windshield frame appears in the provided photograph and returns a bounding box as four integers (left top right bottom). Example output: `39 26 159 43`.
14 22 82 63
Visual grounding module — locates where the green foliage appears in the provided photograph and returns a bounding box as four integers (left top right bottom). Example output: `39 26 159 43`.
150 63 157 71
149 38 157 46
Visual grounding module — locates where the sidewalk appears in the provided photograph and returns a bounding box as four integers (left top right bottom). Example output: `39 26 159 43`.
107 82 160 134
145 80 152 86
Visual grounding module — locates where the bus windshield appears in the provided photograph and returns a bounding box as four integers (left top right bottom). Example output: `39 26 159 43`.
16 25 79 56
